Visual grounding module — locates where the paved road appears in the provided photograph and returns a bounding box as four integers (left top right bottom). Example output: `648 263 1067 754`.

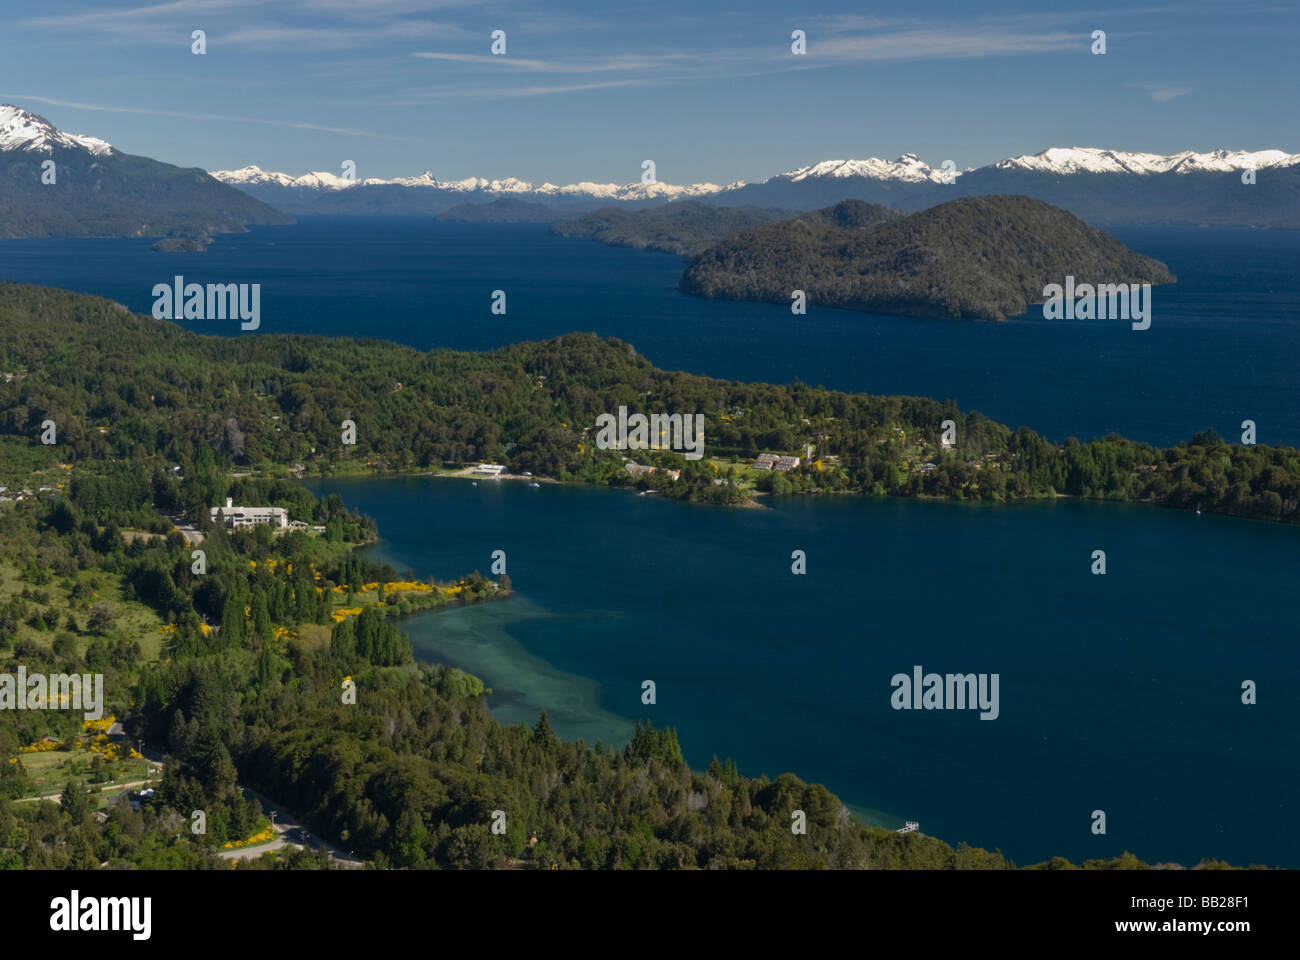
158 510 204 545
219 788 364 868
33 728 364 867
14 778 154 804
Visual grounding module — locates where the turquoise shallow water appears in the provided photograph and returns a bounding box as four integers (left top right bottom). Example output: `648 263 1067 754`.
307 475 1300 868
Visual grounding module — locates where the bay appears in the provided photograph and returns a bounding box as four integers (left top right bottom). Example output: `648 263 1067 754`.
306 474 1300 869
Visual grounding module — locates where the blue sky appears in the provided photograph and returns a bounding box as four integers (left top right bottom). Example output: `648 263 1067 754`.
1 0 1295 182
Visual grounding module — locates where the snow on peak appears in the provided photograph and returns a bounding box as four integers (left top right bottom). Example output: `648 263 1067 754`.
776 156 947 184
206 147 1300 202
209 165 353 189
0 104 112 156
209 164 727 199
372 171 438 188
995 146 1300 175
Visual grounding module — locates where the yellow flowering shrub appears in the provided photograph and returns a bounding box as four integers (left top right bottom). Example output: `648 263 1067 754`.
222 824 275 850
83 716 115 735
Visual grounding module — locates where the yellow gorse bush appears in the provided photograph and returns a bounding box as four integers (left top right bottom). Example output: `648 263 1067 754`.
83 716 115 735
222 824 275 850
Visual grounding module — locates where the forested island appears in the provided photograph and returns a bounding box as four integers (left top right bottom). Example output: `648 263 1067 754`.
150 233 212 253
681 196 1176 321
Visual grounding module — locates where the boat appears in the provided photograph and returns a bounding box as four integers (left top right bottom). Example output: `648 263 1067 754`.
528 482 540 488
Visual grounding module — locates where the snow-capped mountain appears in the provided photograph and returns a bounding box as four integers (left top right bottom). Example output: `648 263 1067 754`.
213 146 1300 225
0 103 290 239
0 105 113 157
776 155 953 184
7 100 1297 230
209 163 728 214
211 165 354 191
993 146 1300 176
714 147 1300 227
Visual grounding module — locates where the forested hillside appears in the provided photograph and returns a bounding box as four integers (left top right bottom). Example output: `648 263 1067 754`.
1 282 1296 522
681 196 1175 320
551 201 796 256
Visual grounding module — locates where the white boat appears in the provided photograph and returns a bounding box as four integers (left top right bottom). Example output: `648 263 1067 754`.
528 482 540 488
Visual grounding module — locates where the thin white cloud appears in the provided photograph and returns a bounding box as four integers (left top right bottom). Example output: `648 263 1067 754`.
410 51 693 73
402 24 1091 102
390 78 660 104
0 93 436 143
1131 83 1194 103
809 29 1084 61
21 0 472 50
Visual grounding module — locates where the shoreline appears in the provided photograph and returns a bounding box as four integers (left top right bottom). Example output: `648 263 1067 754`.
284 462 1295 528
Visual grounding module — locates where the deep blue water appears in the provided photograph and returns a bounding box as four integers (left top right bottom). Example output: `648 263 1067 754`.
2 218 1298 446
307 475 1299 869
6 217 1297 866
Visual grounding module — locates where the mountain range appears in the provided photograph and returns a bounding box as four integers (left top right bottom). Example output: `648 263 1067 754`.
212 147 1300 228
3 102 1298 234
0 105 290 240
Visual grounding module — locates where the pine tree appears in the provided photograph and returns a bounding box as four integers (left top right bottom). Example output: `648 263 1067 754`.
532 712 557 752
251 588 271 643
219 592 244 648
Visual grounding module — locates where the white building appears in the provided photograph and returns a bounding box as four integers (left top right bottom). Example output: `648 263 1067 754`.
473 463 506 477
210 497 288 529
754 453 801 472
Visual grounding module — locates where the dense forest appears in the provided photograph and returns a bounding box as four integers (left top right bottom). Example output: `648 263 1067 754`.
1 282 1297 522
551 201 795 256
0 477 1252 869
681 196 1176 321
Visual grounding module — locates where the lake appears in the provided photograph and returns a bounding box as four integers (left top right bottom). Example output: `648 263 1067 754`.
7 215 1296 867
2 219 1298 446
306 474 1299 869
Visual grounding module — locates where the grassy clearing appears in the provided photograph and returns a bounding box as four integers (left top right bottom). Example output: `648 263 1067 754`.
0 561 166 662
13 750 154 801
